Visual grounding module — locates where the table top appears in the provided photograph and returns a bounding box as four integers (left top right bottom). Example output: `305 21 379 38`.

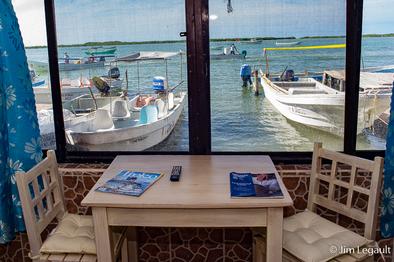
81 155 293 209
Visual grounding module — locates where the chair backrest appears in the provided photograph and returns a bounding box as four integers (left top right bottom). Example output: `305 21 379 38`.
155 99 167 119
139 105 158 124
168 92 174 110
308 142 384 240
111 100 131 119
92 108 114 130
15 150 66 258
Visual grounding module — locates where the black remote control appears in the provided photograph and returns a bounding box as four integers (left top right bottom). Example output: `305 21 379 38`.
170 166 182 181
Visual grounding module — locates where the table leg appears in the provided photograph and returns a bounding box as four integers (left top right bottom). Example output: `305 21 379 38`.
252 228 266 262
92 207 115 262
266 207 283 262
127 227 139 262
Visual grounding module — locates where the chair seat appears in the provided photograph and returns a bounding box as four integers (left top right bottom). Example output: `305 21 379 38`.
40 213 122 256
283 210 372 262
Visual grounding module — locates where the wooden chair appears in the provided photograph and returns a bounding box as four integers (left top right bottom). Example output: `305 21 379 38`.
254 142 384 262
16 150 128 262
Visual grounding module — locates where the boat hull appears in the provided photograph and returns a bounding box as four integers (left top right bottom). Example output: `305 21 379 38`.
275 41 301 47
261 76 391 136
33 86 95 104
67 92 186 151
211 54 245 60
59 61 105 71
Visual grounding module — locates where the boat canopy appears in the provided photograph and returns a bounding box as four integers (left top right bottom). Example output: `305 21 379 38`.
264 44 346 53
325 70 394 89
116 51 180 62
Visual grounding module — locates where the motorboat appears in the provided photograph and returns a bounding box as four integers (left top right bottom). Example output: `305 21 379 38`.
84 46 117 56
260 44 393 136
34 67 124 104
211 47 247 60
59 55 113 71
65 92 187 151
63 50 187 151
33 77 95 104
275 41 301 47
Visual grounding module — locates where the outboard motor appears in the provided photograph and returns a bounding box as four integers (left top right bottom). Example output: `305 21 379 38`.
152 76 166 92
108 67 120 79
282 70 295 81
92 76 110 95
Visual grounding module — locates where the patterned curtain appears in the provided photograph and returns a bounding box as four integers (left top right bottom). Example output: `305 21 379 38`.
381 81 394 238
0 0 42 243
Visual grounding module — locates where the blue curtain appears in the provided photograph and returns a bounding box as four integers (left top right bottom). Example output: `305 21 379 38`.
0 0 42 243
381 81 394 238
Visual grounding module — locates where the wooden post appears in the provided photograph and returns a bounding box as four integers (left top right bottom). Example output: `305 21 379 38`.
253 70 260 96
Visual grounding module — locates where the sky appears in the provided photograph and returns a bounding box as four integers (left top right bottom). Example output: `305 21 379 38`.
11 0 394 47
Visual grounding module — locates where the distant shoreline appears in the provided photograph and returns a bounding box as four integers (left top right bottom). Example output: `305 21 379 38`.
25 33 394 49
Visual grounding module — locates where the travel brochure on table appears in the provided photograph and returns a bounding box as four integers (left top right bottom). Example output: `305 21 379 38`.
96 170 163 197
230 172 284 198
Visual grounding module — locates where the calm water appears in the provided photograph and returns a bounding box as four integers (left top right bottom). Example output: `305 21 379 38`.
27 37 394 152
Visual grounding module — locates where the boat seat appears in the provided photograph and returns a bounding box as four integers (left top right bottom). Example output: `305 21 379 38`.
155 99 167 119
112 100 131 120
92 109 114 130
139 105 158 124
168 92 175 110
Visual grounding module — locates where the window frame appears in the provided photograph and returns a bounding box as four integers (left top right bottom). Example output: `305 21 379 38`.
43 0 384 164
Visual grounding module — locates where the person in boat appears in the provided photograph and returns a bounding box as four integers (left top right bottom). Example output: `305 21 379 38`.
230 43 239 55
136 96 155 108
240 64 252 87
64 52 70 64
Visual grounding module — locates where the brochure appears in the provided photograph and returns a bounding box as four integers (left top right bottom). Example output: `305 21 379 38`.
96 170 163 197
230 172 283 198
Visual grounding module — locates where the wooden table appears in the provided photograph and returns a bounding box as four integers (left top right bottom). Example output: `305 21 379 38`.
81 155 293 262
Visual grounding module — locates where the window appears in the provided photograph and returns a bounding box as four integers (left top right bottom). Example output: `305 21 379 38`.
51 0 189 152
28 0 381 161
209 0 347 152
356 0 393 151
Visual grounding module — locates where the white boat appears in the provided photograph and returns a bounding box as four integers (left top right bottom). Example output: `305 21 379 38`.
211 53 246 60
260 44 393 136
65 92 187 151
59 60 105 71
59 54 115 71
211 47 247 60
34 66 123 104
275 41 301 47
246 38 261 44
33 78 95 104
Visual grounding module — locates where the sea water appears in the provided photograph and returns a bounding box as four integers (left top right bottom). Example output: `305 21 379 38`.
26 37 394 152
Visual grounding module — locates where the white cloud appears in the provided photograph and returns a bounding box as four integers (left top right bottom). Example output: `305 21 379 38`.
12 0 47 46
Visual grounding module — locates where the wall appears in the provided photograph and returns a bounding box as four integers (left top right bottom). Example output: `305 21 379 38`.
0 163 392 262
